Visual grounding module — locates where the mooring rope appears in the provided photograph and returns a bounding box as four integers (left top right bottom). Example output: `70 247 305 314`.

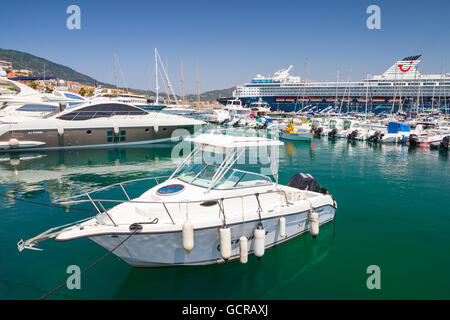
39 229 138 300
0 194 96 212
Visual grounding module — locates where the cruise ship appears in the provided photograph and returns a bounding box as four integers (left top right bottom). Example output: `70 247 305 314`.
232 55 450 114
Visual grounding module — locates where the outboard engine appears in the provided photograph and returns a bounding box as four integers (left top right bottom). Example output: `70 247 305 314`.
287 173 328 194
315 127 323 137
408 134 419 147
328 128 338 138
440 136 450 150
368 130 384 142
347 130 359 140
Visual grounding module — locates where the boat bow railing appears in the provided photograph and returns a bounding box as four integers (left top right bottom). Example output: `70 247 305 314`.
18 175 293 252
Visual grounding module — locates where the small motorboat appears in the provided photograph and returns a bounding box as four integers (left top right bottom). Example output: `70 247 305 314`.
18 133 337 267
430 135 449 150
382 122 410 143
408 133 443 147
279 121 313 141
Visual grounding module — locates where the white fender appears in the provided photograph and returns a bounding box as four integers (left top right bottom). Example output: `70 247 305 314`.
182 218 194 254
8 138 19 147
153 124 159 133
114 124 119 135
254 224 265 258
219 227 231 260
10 159 20 166
239 236 248 264
309 211 319 238
57 125 64 136
279 216 286 237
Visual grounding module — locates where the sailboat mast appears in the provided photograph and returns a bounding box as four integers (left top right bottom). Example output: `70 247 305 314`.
196 61 200 107
166 57 171 104
365 74 369 121
181 59 184 104
113 52 118 90
155 48 159 104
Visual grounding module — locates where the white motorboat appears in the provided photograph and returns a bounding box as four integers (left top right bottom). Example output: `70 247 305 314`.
0 76 85 118
249 99 271 114
206 109 231 124
279 121 313 141
224 98 252 116
408 132 443 147
381 122 410 143
280 131 313 141
0 100 205 151
18 133 337 267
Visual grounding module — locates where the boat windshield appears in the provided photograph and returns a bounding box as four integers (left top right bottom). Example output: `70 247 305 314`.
329 120 336 128
177 163 271 189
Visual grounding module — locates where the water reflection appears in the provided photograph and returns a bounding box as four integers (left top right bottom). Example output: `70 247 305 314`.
0 145 179 207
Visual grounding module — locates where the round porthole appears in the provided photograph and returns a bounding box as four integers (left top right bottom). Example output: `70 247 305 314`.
145 128 149 132
157 184 184 195
86 130 92 134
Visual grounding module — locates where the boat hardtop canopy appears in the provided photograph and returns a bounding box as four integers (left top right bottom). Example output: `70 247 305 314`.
387 121 410 133
185 133 283 153
169 133 284 190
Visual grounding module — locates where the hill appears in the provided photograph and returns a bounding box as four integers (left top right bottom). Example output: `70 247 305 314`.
0 48 155 95
0 48 100 85
0 48 235 100
185 87 236 102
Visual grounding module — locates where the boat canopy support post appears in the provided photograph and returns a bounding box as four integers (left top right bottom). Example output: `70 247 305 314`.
169 145 200 180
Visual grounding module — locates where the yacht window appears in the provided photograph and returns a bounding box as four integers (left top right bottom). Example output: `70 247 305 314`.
57 103 147 120
64 93 85 100
17 104 58 112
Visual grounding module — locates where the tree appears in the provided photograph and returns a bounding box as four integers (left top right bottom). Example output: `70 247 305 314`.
79 87 86 96
28 81 38 90
87 90 94 97
45 86 52 93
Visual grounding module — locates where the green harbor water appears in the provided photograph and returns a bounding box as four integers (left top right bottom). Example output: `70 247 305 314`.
0 130 449 300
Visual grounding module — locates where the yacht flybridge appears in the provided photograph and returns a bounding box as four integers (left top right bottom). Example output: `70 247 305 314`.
18 133 337 267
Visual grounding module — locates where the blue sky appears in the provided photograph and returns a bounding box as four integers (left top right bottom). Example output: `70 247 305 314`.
1 0 449 94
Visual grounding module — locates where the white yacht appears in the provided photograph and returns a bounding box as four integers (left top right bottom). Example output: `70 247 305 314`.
91 90 150 108
18 133 337 267
0 100 205 151
0 76 85 118
224 98 252 116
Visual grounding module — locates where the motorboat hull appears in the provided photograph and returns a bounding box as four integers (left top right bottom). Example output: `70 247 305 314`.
0 124 199 152
89 205 336 267
280 132 313 141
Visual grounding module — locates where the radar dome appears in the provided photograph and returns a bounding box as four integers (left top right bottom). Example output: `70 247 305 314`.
57 79 67 86
0 68 6 78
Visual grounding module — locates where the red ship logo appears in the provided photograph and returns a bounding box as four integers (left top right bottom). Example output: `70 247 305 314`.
398 61 413 73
